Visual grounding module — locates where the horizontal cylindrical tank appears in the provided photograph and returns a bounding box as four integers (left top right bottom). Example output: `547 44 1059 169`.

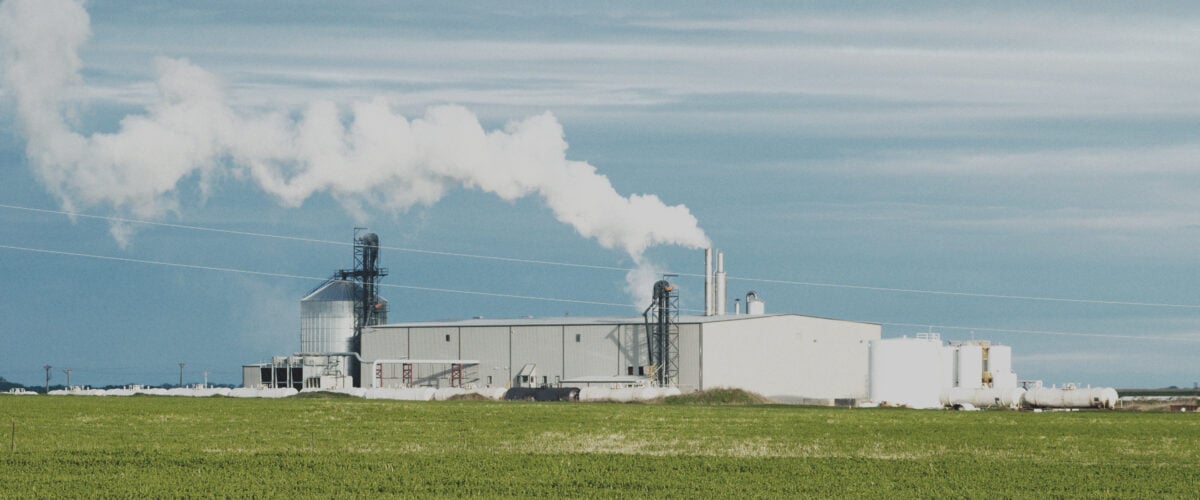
940 387 1026 409
1023 386 1119 409
869 337 945 409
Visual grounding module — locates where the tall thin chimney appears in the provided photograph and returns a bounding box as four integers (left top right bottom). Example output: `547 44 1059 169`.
715 250 727 315
704 248 713 316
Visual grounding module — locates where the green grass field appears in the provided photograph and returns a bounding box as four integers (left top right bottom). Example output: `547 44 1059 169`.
1 396 1197 497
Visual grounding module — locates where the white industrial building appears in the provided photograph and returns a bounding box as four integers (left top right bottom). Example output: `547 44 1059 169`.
359 313 879 403
241 238 1117 408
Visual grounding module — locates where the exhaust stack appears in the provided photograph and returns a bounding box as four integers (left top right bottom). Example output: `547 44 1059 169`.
704 248 713 316
703 247 730 316
715 250 727 315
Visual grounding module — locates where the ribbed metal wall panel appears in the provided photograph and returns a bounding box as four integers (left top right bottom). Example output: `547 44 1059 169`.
409 327 459 360
459 326 511 387
361 327 409 360
562 325 620 379
299 299 356 354
617 323 647 375
676 324 702 391
510 325 564 386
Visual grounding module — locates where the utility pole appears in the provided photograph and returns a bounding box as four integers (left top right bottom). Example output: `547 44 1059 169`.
43 365 51 393
62 368 72 389
178 362 185 388
202 370 210 389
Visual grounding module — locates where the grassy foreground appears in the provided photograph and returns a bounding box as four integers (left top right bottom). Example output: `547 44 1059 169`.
1 396 1197 497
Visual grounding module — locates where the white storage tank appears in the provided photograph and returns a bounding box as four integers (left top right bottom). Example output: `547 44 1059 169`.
940 345 957 390
1023 385 1119 409
956 344 984 389
988 345 1012 376
988 345 1016 388
869 337 945 409
744 291 765 315
940 387 1026 409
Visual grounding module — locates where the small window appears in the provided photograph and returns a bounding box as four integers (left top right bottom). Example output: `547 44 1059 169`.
627 366 634 375
487 375 493 385
445 334 451 342
541 376 548 385
638 366 645 376
575 334 581 343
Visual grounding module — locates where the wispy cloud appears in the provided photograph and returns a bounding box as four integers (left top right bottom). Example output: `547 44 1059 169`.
837 145 1200 176
1017 351 1121 363
70 9 1200 127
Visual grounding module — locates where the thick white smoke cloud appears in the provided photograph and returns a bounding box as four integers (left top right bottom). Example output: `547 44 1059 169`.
0 0 708 305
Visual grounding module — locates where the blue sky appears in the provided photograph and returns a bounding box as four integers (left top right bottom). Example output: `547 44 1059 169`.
2 1 1199 388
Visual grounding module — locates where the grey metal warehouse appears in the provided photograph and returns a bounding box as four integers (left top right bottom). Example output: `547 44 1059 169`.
360 313 879 403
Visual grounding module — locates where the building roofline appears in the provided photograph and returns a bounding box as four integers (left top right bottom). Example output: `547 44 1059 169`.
367 313 880 330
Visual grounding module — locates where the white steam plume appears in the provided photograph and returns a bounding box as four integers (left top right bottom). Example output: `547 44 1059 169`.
0 0 708 304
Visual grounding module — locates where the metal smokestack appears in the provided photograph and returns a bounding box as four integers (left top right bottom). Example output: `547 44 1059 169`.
715 250 727 315
704 248 713 316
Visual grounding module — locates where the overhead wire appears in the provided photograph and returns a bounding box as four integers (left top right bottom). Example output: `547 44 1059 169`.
0 203 630 272
877 322 1200 343
3 241 1198 343
4 202 1200 310
0 243 638 311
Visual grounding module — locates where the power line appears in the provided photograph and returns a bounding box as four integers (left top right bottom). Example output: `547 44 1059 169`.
1 242 1195 344
880 322 1200 343
4 202 1200 310
724 276 1200 310
0 203 629 272
0 243 637 311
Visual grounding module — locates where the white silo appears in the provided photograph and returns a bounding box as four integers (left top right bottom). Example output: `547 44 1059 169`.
300 280 358 354
988 345 1017 389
